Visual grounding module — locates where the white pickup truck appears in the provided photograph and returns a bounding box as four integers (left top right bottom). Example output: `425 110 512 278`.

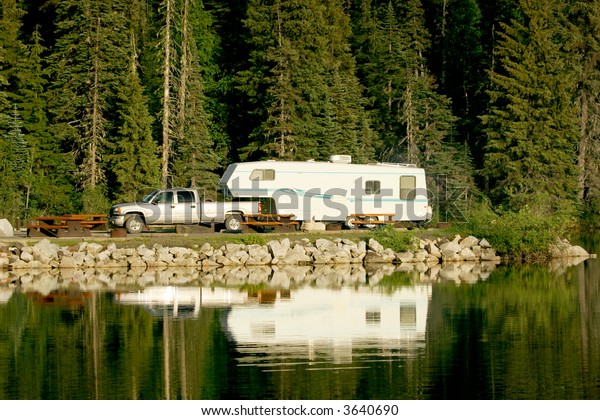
108 188 260 233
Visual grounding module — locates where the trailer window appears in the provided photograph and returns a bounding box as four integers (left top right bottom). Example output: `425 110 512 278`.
399 176 416 200
249 169 275 181
365 180 381 195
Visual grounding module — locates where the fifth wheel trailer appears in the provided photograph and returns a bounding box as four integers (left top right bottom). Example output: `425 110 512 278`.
218 155 432 227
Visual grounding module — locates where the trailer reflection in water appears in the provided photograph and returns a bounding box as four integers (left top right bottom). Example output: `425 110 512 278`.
224 285 431 367
115 284 431 367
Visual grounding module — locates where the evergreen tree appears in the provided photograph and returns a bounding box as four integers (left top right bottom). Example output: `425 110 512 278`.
0 0 25 105
239 0 376 162
171 0 220 191
481 0 579 212
6 105 28 180
108 30 161 202
316 0 378 163
423 0 487 167
46 0 129 209
567 1 600 221
0 103 28 221
20 27 77 217
353 0 458 167
0 0 75 218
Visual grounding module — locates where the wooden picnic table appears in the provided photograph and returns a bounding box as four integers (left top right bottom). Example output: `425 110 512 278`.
241 213 298 232
27 214 108 238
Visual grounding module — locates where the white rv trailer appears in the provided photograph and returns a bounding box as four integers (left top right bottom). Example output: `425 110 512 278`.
219 155 432 226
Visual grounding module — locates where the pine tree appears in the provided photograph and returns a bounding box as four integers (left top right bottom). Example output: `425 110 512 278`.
481 0 579 212
567 0 600 221
424 0 486 165
353 0 457 167
239 0 376 162
171 0 220 192
109 29 161 202
0 0 76 219
316 0 378 163
46 0 129 209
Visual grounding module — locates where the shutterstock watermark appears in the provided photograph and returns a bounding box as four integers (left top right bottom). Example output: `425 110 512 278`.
112 175 469 225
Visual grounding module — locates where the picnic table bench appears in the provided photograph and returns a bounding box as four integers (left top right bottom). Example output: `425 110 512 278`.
241 213 298 232
27 214 108 238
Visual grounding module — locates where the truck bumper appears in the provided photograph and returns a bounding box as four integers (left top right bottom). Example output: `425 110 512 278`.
108 215 126 227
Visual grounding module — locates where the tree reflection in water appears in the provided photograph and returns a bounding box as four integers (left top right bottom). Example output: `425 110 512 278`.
0 253 598 400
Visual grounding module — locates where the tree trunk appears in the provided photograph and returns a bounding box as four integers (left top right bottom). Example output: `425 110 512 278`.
90 15 102 189
579 91 588 202
161 0 173 188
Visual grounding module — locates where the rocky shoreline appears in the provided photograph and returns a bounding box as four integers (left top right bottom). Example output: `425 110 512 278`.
0 234 592 271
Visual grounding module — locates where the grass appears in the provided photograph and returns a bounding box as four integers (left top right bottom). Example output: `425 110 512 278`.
9 226 415 250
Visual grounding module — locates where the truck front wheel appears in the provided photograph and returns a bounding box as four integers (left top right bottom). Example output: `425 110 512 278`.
125 214 144 234
224 214 243 232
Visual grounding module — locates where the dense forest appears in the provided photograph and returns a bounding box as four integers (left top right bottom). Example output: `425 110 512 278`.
1 0 599 226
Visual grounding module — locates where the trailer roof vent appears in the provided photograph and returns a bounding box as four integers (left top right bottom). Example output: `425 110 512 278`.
329 155 352 164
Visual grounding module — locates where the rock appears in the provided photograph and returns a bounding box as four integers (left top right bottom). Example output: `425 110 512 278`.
32 239 60 264
459 247 477 261
441 249 460 261
479 238 492 248
367 238 384 254
570 245 590 257
410 250 427 262
364 249 395 264
279 244 311 265
0 219 13 237
439 241 462 254
86 243 104 255
20 251 34 263
268 239 290 259
167 247 190 259
395 252 414 264
481 248 500 261
315 238 336 252
425 242 442 259
195 243 213 257
460 236 480 248
225 243 246 254
302 221 326 231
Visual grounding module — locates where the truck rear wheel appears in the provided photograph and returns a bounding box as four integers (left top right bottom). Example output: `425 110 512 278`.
125 214 144 234
224 214 243 232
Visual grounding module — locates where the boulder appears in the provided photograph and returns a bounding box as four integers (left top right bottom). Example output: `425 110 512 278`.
439 240 462 254
268 239 290 259
32 239 59 264
367 238 385 254
0 219 13 237
302 221 326 231
460 236 480 248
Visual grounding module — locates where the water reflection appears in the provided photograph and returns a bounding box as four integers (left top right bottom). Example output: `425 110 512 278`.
1 260 501 293
225 285 431 368
116 286 248 318
0 253 597 400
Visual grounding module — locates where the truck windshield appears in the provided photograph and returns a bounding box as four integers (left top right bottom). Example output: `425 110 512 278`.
142 191 159 203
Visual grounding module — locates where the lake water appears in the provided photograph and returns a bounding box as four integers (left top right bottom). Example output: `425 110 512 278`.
0 235 599 400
